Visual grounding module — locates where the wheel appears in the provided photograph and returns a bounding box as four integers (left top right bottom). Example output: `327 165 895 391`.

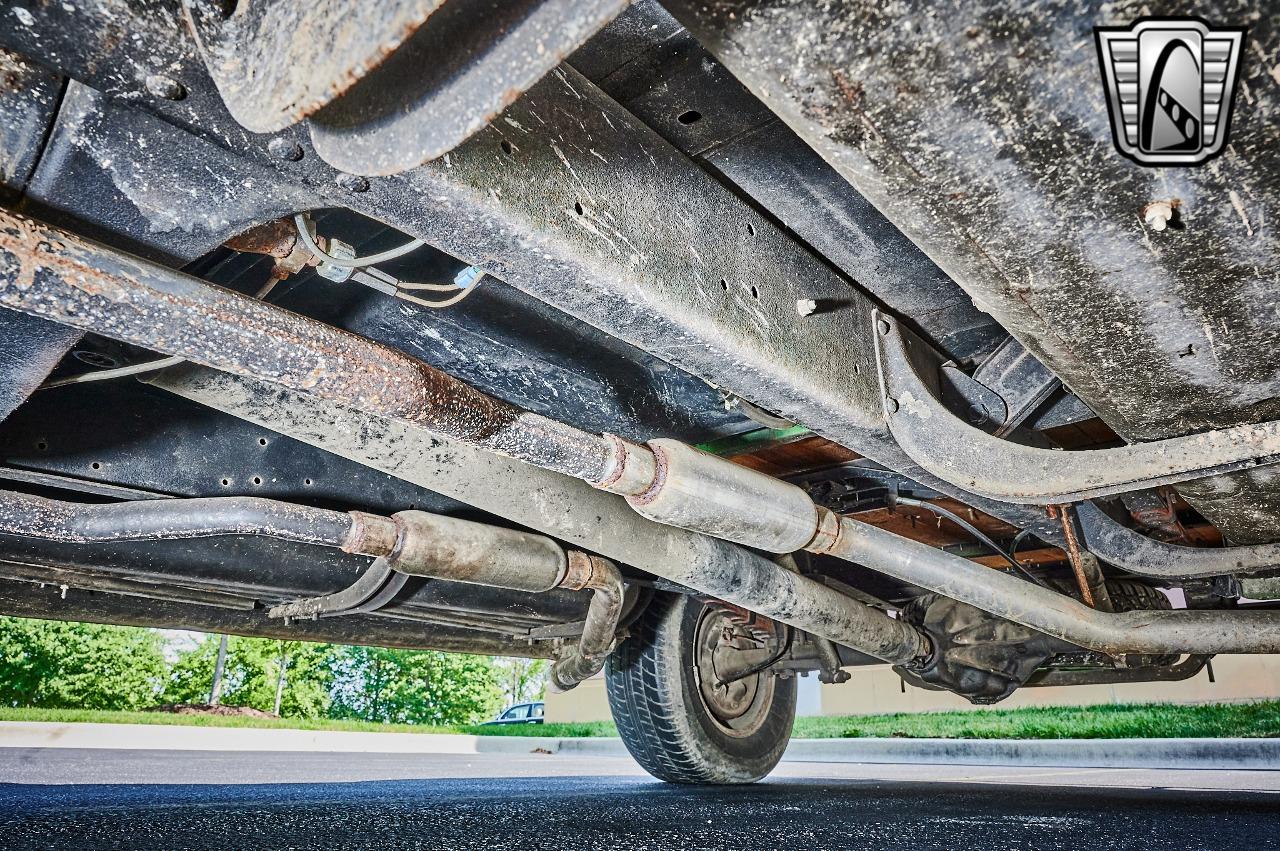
1049 577 1177 666
605 591 797 784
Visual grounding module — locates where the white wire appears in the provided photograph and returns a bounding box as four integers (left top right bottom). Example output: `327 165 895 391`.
45 236 481 392
40 276 284 391
294 214 426 269
41 355 188 389
394 285 479 310
394 280 464 292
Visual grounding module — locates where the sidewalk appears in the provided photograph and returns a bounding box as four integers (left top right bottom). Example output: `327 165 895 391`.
2 721 1276 770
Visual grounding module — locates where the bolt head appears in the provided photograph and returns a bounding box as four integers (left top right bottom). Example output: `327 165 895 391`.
268 137 304 162
144 74 186 101
796 298 818 317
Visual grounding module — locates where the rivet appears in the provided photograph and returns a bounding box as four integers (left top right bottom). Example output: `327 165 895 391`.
1142 200 1177 232
877 318 892 335
886 397 899 413
268 137 304 162
336 173 370 193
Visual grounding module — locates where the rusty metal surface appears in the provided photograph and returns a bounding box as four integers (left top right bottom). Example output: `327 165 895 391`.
307 62 1062 542
0 488 367 552
0 208 614 483
1052 505 1107 611
391 510 568 593
0 202 929 661
664 0 1280 543
0 6 1062 542
0 524 582 640
223 218 300 259
550 552 625 689
874 311 1280 503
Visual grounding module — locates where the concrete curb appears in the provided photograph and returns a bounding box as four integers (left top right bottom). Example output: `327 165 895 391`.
1 723 1275 769
781 737 1280 770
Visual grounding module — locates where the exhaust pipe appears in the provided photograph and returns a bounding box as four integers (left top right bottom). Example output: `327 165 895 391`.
377 511 626 689
381 513 630 689
551 552 626 690
598 440 1280 655
15 209 1275 658
0 490 398 557
0 489 626 688
0 210 932 668
0 211 614 484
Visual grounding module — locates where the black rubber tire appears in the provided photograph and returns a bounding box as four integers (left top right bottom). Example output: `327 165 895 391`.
604 592 797 784
1104 579 1172 613
1049 577 1173 612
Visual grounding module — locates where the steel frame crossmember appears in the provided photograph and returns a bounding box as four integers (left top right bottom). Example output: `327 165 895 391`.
873 311 1280 505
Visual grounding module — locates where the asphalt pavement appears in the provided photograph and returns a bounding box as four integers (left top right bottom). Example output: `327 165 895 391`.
2 749 1278 850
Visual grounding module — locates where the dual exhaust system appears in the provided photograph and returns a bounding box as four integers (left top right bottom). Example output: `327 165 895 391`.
3 209 1280 670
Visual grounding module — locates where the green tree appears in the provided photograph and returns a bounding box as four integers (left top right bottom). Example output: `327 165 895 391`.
328 646 503 725
0 616 167 709
164 635 332 717
493 657 547 706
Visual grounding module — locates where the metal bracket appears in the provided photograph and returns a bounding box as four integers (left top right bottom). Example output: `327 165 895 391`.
872 310 1280 504
268 556 408 620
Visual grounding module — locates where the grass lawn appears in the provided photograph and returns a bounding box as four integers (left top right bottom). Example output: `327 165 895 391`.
0 706 614 739
792 700 1280 739
2 701 1277 739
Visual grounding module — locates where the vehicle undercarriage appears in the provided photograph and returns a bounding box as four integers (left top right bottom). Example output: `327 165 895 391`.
0 0 1276 783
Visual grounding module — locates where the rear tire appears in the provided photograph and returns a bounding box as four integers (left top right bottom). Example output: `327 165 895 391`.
605 592 796 784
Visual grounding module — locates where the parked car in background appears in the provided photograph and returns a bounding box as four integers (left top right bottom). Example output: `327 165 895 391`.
484 702 545 726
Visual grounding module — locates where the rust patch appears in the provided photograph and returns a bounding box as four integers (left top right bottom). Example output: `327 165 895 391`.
224 218 299 259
